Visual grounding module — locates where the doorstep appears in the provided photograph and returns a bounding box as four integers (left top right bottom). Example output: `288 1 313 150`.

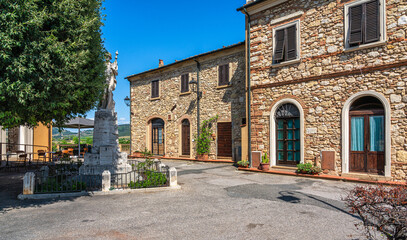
160 156 234 164
238 167 406 186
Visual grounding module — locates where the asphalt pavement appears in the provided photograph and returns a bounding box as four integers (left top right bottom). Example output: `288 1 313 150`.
0 160 367 240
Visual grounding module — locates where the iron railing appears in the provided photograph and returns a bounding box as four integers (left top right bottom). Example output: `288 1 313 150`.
34 172 101 194
110 169 168 190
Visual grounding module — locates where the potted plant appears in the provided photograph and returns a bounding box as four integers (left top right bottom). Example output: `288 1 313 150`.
260 152 270 171
237 160 249 168
296 163 322 175
132 151 143 158
308 166 322 175
195 115 218 160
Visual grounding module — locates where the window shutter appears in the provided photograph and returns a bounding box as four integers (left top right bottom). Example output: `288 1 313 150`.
274 29 285 61
152 80 159 98
286 25 297 60
224 64 229 85
365 0 380 43
181 74 189 93
219 65 226 86
349 4 363 45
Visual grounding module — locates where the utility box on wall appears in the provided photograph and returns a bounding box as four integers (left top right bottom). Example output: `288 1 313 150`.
321 151 336 170
252 151 261 168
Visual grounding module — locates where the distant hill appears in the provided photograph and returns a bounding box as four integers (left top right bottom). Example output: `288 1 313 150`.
53 124 130 139
118 124 130 137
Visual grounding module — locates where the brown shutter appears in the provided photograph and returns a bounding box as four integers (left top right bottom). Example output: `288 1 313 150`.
274 29 285 61
152 80 159 98
365 0 380 43
349 4 363 45
181 75 185 92
224 64 229 85
286 25 297 60
182 74 189 92
218 65 225 86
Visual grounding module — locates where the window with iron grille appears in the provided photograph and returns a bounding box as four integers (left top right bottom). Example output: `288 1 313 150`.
345 0 384 49
218 64 230 86
273 21 299 64
151 80 159 98
181 74 189 93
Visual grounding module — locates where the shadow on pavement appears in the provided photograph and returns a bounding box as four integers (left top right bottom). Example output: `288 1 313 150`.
177 164 232 176
0 171 82 214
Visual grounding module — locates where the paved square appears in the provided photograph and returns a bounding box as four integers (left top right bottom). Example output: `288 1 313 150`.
0 161 365 240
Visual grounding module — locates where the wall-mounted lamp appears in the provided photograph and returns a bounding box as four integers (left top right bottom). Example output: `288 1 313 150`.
124 96 130 107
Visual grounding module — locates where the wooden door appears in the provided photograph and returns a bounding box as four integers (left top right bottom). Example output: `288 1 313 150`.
350 110 385 174
182 119 190 156
151 119 164 156
276 118 301 165
217 122 232 157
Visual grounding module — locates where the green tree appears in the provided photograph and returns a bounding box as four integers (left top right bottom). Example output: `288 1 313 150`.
0 0 107 128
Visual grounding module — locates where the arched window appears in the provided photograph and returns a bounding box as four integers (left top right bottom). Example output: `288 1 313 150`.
349 96 385 174
275 103 301 165
151 118 164 156
181 119 190 156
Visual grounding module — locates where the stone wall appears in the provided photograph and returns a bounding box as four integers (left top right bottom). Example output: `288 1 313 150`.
247 0 407 181
129 45 246 160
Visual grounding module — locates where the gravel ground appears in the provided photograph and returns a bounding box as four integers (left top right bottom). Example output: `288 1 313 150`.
0 160 366 240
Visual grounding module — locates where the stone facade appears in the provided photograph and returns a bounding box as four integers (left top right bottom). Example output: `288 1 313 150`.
243 0 407 181
127 44 246 160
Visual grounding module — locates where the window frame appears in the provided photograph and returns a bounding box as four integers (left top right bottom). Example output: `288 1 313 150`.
180 73 190 93
272 20 301 67
344 0 386 51
151 79 160 99
217 63 231 87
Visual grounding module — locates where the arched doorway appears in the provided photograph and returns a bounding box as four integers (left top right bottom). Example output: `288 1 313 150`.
349 96 385 174
181 119 190 156
151 118 165 156
275 103 301 166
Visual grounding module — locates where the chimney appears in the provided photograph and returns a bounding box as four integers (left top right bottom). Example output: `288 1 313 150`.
159 59 164 67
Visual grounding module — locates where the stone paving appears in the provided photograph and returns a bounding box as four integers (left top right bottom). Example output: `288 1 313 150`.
0 160 367 240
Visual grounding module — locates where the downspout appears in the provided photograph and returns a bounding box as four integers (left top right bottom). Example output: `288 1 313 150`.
194 59 201 139
243 8 252 168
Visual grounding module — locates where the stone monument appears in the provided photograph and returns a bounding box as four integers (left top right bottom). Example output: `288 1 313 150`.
80 51 132 175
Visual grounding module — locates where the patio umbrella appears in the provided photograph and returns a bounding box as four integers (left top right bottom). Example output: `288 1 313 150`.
62 117 94 156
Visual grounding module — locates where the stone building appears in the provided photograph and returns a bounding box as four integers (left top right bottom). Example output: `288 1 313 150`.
126 43 246 161
238 0 407 181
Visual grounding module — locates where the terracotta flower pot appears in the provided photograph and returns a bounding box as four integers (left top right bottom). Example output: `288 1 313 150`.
197 154 209 161
133 152 143 158
260 163 270 171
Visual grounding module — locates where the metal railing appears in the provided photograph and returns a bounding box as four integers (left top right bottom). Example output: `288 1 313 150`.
110 169 168 190
34 172 101 194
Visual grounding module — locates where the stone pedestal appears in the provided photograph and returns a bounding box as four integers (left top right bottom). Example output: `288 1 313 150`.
80 109 131 175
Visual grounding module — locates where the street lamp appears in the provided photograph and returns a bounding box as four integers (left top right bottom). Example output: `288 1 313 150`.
124 96 130 107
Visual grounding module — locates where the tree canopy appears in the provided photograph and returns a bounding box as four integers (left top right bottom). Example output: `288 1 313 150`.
0 0 107 128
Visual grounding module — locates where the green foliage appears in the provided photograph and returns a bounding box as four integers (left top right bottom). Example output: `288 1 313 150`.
82 136 93 145
0 0 107 128
60 139 68 144
296 163 322 174
261 152 269 164
118 137 130 144
128 170 167 189
237 160 249 167
195 115 218 155
37 176 86 193
72 136 79 144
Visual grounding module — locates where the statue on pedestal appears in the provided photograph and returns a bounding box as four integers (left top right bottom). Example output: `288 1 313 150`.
80 51 132 176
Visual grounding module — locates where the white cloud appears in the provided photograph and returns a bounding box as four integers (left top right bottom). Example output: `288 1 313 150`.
119 118 126 121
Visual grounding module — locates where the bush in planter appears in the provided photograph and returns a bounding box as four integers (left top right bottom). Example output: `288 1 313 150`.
195 115 218 155
261 152 269 164
237 160 249 167
296 163 322 174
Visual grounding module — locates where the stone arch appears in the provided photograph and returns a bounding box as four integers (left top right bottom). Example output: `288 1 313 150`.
145 115 166 156
270 98 305 167
341 91 391 177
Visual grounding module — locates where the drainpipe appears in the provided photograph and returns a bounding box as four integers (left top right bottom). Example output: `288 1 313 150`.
243 8 252 168
194 59 201 138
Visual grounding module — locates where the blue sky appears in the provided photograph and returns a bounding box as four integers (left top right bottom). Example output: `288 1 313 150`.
90 0 246 125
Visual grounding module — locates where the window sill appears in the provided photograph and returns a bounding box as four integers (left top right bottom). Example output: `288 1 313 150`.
271 58 301 68
344 41 386 53
179 91 192 96
150 97 161 101
216 84 232 89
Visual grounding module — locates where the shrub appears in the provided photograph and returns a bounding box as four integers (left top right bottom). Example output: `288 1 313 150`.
345 185 407 240
195 115 218 155
237 160 249 167
128 170 167 189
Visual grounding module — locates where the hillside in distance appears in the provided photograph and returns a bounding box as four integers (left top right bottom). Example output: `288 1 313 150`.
53 124 130 139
